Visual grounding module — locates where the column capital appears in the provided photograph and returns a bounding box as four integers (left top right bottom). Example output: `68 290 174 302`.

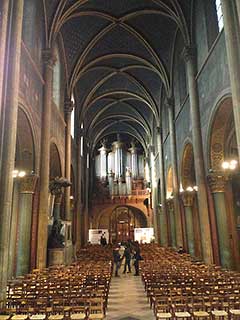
182 46 196 63
19 175 38 194
55 192 63 205
49 177 71 195
42 49 56 67
157 126 163 135
64 98 74 115
207 173 229 193
165 97 174 110
181 191 195 207
166 199 174 211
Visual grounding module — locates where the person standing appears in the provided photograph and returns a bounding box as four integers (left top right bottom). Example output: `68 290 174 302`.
133 242 142 276
122 245 131 273
113 246 121 277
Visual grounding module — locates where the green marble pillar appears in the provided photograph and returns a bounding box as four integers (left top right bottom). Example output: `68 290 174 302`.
182 192 195 257
16 175 37 276
208 174 233 269
167 199 176 248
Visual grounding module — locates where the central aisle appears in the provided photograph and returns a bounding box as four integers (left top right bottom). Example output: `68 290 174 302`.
105 270 155 320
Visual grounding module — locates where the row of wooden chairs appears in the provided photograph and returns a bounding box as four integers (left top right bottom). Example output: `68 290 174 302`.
139 244 240 319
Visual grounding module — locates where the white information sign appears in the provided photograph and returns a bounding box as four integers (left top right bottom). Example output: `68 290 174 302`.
88 229 109 244
134 227 154 244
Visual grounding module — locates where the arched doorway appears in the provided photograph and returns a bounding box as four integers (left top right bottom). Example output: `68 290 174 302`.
98 205 147 243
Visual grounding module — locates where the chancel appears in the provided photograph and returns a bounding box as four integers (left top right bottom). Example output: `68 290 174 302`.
0 0 240 319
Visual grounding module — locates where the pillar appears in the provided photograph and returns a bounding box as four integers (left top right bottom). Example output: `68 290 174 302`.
149 146 160 243
36 49 55 269
0 0 24 301
208 174 233 269
83 152 90 244
64 98 73 221
181 192 195 257
53 192 62 221
0 0 9 121
156 127 168 246
183 46 213 264
221 0 240 162
75 131 83 250
16 175 38 276
167 199 176 248
167 99 183 247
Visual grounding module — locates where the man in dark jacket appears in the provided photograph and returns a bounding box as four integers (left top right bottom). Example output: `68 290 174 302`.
113 246 121 277
122 245 131 273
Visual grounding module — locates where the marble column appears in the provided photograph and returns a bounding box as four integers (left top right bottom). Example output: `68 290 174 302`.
167 199 176 248
183 46 213 264
75 131 83 250
156 126 168 247
36 49 55 269
129 142 138 179
181 192 195 257
53 192 62 221
64 99 73 221
208 174 233 269
0 0 24 301
84 152 90 244
0 0 9 120
16 175 38 276
167 98 183 247
221 0 240 161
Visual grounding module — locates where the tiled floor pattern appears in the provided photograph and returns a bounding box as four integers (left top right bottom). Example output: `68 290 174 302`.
105 267 155 320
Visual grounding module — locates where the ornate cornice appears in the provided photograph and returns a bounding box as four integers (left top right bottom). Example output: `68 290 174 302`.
207 173 229 193
19 175 38 194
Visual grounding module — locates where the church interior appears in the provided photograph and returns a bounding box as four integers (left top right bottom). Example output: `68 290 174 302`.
0 0 240 319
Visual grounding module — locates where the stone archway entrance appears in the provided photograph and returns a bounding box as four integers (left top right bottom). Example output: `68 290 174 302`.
98 205 147 243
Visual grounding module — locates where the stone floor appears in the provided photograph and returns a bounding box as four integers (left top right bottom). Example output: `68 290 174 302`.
105 266 155 320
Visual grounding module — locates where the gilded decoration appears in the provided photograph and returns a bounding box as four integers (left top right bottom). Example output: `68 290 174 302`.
19 175 38 194
181 192 195 207
207 173 229 193
210 98 232 171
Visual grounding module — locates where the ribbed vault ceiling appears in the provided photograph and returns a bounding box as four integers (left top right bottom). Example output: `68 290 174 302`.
43 0 193 153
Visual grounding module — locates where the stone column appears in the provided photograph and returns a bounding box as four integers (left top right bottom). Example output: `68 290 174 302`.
0 0 9 120
183 46 213 264
0 0 24 301
221 0 240 161
53 192 62 221
16 175 38 276
75 131 83 250
167 98 183 247
64 99 73 221
84 152 90 244
36 49 55 269
167 199 176 248
149 146 160 243
129 141 138 179
181 192 195 257
208 174 233 269
156 126 168 246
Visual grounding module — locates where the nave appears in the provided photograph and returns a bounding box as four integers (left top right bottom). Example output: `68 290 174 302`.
1 244 240 320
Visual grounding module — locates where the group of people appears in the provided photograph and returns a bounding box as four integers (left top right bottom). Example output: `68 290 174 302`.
112 240 143 277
